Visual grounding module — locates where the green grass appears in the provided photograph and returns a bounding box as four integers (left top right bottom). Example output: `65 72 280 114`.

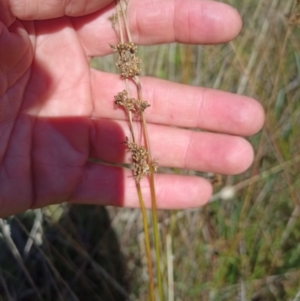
1 0 300 300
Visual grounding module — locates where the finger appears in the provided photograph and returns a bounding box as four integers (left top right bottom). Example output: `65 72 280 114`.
91 70 265 137
71 162 212 209
73 0 242 56
9 0 112 20
90 119 254 175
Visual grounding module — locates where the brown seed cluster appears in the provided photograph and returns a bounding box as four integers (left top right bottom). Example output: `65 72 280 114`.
125 137 150 182
111 42 138 53
135 99 151 113
289 0 300 24
290 12 300 24
114 90 150 113
108 13 118 27
111 42 141 78
114 90 135 111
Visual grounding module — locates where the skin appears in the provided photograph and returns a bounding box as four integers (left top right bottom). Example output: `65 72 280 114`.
0 0 265 217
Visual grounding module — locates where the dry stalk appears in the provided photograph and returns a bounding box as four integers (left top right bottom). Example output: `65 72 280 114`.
109 1 162 300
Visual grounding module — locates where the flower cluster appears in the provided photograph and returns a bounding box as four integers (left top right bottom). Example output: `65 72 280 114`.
114 90 150 113
125 137 150 182
111 42 141 78
111 40 155 182
108 13 118 28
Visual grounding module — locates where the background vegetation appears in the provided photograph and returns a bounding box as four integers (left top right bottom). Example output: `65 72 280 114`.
1 0 300 300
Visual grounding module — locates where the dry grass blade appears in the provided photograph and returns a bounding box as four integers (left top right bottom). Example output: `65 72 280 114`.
0 218 44 301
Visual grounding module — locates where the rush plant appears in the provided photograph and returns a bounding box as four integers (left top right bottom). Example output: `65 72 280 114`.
109 1 162 300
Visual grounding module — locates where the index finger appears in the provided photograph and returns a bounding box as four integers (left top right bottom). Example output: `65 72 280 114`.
73 0 242 56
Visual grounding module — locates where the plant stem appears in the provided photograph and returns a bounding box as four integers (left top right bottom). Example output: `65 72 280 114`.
120 0 132 42
136 184 155 301
134 76 163 301
116 2 124 43
116 3 155 297
114 1 162 299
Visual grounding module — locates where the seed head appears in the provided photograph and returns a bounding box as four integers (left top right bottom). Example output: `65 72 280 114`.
114 91 150 113
125 137 150 182
111 42 142 78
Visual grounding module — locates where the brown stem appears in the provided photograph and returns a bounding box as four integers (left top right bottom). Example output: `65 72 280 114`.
120 0 132 42
116 2 124 43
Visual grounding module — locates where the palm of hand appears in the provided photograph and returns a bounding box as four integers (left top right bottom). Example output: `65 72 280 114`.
2 14 107 215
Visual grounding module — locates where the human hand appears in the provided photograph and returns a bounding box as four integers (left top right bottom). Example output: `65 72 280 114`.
0 0 264 217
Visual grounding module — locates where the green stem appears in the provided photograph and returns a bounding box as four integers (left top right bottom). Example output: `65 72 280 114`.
135 77 164 301
149 165 163 301
124 70 155 301
136 184 156 301
125 91 154 301
116 1 162 299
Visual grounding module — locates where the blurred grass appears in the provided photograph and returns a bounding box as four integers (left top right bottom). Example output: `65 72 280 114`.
1 0 300 300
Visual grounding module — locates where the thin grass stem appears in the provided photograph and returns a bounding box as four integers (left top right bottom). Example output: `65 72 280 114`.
120 0 132 42
116 2 124 43
113 1 162 299
116 2 156 298
136 183 155 301
134 75 163 301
